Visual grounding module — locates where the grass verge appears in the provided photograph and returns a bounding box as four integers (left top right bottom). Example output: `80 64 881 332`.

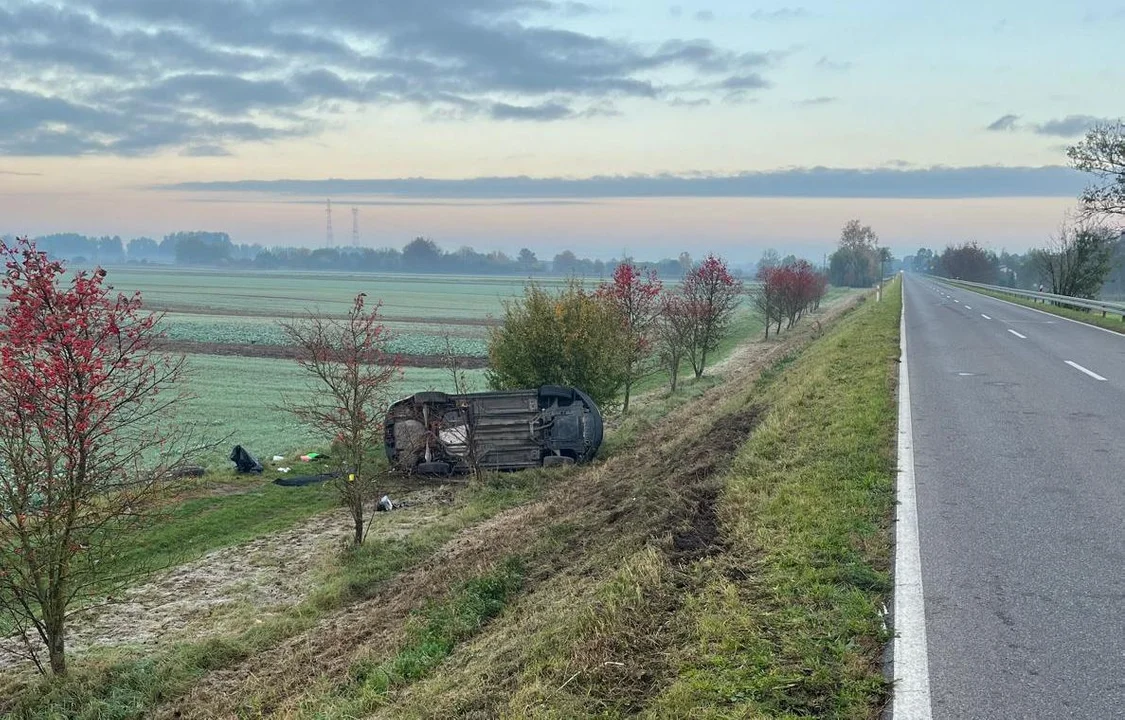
647 281 900 718
1 477 545 719
366 286 895 718
958 285 1125 334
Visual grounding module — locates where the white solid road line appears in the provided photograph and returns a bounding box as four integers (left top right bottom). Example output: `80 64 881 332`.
981 314 992 320
894 289 934 720
965 306 972 310
1065 360 1108 382
1007 329 1027 339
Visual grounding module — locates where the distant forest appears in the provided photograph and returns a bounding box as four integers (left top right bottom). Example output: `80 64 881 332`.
2 232 700 278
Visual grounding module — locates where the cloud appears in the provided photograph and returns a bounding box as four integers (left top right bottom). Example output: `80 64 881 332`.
490 101 576 121
985 113 1116 137
154 165 1086 199
670 5 683 17
816 56 852 71
796 96 837 106
0 169 42 176
0 0 778 156
721 74 770 90
695 10 716 21
179 144 233 157
669 97 712 107
556 1 599 16
1032 115 1111 138
986 114 1020 131
750 7 808 21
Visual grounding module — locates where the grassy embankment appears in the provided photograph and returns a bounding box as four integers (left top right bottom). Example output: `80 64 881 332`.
4 284 881 719
284 283 901 718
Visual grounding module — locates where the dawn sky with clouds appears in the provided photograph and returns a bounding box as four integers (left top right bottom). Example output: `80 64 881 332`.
1 0 1122 261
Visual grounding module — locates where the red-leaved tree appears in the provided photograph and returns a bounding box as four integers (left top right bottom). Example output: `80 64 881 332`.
754 261 828 338
681 255 744 378
596 263 662 412
0 238 194 676
281 294 400 546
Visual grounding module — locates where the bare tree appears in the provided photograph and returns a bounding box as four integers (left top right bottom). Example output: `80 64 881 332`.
0 239 198 676
1068 121 1125 218
656 292 695 393
281 294 399 546
441 334 482 477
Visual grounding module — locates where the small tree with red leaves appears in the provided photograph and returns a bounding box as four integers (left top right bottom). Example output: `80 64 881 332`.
680 254 744 378
596 263 663 412
281 294 399 546
0 238 196 676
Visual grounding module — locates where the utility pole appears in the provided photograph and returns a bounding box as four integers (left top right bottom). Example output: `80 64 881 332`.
351 207 359 247
325 198 334 248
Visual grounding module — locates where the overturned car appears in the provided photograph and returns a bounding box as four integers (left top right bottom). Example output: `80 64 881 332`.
385 385 603 475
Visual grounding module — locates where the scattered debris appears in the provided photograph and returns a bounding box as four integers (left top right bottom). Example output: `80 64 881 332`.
376 495 394 512
171 465 207 479
272 473 338 488
272 455 285 462
230 445 263 474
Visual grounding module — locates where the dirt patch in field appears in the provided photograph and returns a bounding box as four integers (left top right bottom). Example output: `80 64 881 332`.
149 305 500 327
0 488 450 676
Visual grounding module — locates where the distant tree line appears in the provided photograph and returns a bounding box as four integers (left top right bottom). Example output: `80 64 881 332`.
2 232 699 278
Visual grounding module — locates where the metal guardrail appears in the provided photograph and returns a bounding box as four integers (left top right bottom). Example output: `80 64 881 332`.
936 278 1125 319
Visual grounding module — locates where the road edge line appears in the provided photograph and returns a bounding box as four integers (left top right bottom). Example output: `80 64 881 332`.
893 279 934 719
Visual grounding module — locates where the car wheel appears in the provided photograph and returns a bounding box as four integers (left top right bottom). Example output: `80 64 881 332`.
538 385 575 403
415 461 453 476
413 391 451 404
542 455 575 468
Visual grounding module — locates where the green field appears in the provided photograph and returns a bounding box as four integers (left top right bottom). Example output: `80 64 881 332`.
182 355 487 465
103 267 585 318
94 266 783 469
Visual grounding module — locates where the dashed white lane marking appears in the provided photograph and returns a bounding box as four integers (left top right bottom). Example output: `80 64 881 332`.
1007 329 1027 339
981 314 992 320
964 306 972 310
1065 361 1108 382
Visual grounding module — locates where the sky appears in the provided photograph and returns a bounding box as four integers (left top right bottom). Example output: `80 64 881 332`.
1 0 1123 262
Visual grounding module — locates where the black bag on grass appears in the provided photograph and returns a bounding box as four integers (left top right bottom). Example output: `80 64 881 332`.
230 445 263 474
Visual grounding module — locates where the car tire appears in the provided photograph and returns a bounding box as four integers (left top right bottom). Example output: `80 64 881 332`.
542 455 575 468
413 391 451 405
539 385 575 403
415 461 452 476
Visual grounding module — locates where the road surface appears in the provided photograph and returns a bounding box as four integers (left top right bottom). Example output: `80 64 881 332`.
900 273 1125 719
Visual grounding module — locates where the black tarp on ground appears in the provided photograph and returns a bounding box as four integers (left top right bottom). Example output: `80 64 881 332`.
230 445 263 474
272 472 338 487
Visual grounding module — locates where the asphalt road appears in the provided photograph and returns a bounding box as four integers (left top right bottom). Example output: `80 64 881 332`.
903 273 1125 719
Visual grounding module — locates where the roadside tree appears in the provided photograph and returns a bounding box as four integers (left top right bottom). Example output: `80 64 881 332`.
1068 121 1125 218
1030 221 1116 299
0 238 195 676
487 280 627 409
281 294 399 546
681 255 743 378
828 219 881 287
655 292 695 392
596 263 663 412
